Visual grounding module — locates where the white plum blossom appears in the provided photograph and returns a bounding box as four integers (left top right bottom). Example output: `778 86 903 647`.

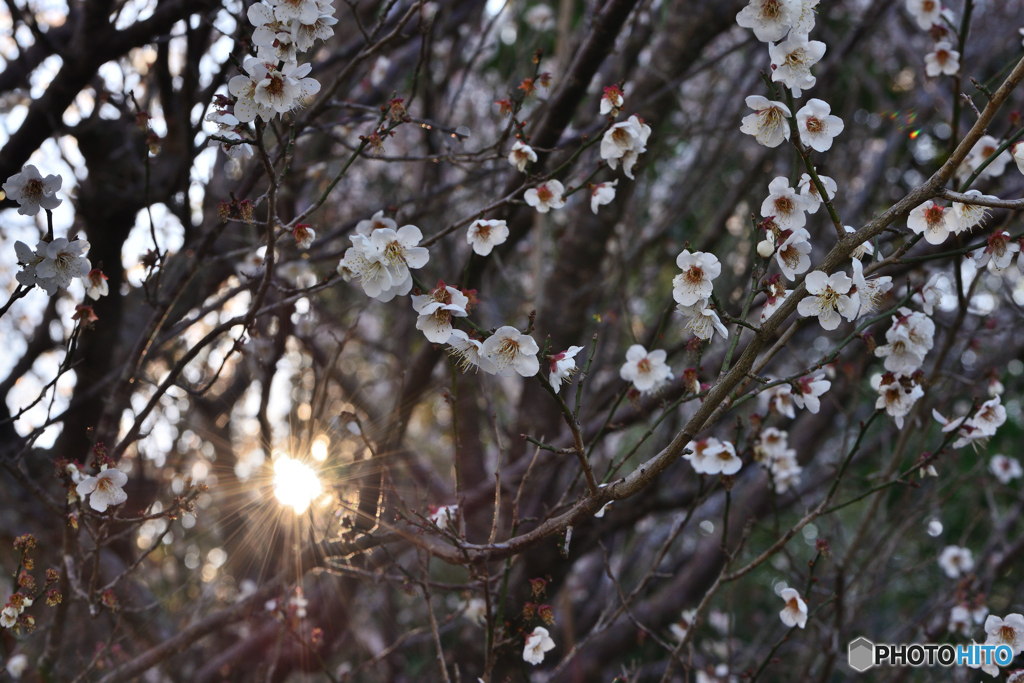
291 0 338 50
762 384 796 418
959 135 1012 180
925 41 960 77
949 605 973 636
600 85 624 116
355 210 397 236
797 270 856 330
774 229 812 280
792 373 831 413
769 33 826 97
796 99 844 152
548 345 584 391
15 240 58 295
343 224 428 302
973 230 1019 272
590 180 617 214
907 0 942 30
779 588 808 628
248 2 299 63
600 115 651 179
1014 142 1024 175
1 605 19 628
5 654 27 679
760 276 791 323
524 180 566 213
791 0 818 35
874 307 934 373
34 238 92 291
757 428 802 493
463 597 487 625
985 614 1024 655
3 165 62 215
481 326 540 378
849 257 892 318
876 372 924 429
740 96 791 148
293 223 315 249
620 344 673 394
761 177 808 231
76 467 129 513
952 190 994 232
915 272 949 315
684 438 743 476
229 59 275 122
266 0 321 24
411 281 469 344
972 396 1008 437
907 200 958 245
735 0 798 42
524 626 556 665
990 455 1023 485
86 269 109 300
447 330 497 374
797 173 836 214
842 225 874 261
467 219 509 255
206 111 254 159
256 60 320 113
508 140 537 172
672 250 721 306
677 302 729 341
524 4 556 31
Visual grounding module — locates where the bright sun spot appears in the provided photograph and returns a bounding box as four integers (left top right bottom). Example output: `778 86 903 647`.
273 458 322 514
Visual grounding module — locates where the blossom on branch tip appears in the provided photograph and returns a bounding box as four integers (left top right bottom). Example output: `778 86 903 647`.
769 33 826 97
779 588 808 628
952 190 994 232
797 173 836 214
792 373 830 413
548 345 584 392
683 437 742 475
907 200 958 245
735 0 798 43
925 41 960 77
447 330 497 374
672 250 721 306
467 219 509 255
619 345 673 394
973 230 1018 272
481 326 540 377
796 99 844 152
3 165 62 215
797 270 855 330
600 85 624 116
590 180 617 214
906 0 943 30
411 280 468 344
524 180 566 213
293 224 315 249
600 115 651 179
508 140 537 172
740 96 791 148
75 467 128 513
761 177 808 231
523 626 555 665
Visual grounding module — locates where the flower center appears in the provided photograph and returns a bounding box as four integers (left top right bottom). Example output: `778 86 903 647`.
684 266 704 285
537 186 553 203
923 205 945 228
264 75 285 98
637 358 651 374
612 127 632 146
1000 626 1017 644
475 224 491 240
935 49 949 64
761 0 781 19
23 179 45 204
805 116 823 133
383 241 406 266
922 0 935 10
774 196 794 215
496 338 520 367
757 107 784 135
784 48 807 71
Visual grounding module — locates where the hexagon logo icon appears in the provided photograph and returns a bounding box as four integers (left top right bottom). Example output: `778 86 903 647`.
848 637 875 672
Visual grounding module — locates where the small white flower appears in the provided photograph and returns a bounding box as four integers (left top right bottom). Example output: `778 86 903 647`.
600 115 651 179
86 269 109 300
762 384 796 418
619 344 673 394
600 85 624 116
467 219 509 256
973 230 1019 272
266 0 321 24
849 257 892 318
769 33 826 97
673 250 721 306
925 41 960 77
411 280 469 344
740 96 792 148
951 190 994 233
906 0 943 30
796 99 844 152
76 467 129 513
735 0 798 42
775 229 812 280
761 177 809 231
792 373 830 413
874 307 934 373
548 345 584 392
949 605 973 636
959 135 1012 180
524 180 566 213
35 237 92 291
797 270 855 330
797 173 836 214
481 326 540 378
915 273 949 315
463 597 487 626
3 165 62 215
524 4 556 31
990 455 1023 485
843 225 874 260
206 111 254 159
508 140 538 172
229 58 275 122
779 588 808 628
907 200 958 245
523 626 555 665
984 614 1024 655
676 301 729 341
293 223 315 249
371 224 430 289
938 545 974 579
876 373 923 429
0 605 18 628
447 330 497 374
684 437 742 476
972 396 1007 437
5 653 28 679
590 180 617 214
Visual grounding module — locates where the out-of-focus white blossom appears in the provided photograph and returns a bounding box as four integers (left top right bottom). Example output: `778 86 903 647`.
620 345 673 394
524 180 566 213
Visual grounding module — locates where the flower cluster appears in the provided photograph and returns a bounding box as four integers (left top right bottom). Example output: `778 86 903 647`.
672 250 727 341
14 236 92 296
684 437 742 476
337 221 429 301
756 427 802 494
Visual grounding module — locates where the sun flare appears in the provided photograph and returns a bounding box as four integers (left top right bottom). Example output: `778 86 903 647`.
272 458 322 514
